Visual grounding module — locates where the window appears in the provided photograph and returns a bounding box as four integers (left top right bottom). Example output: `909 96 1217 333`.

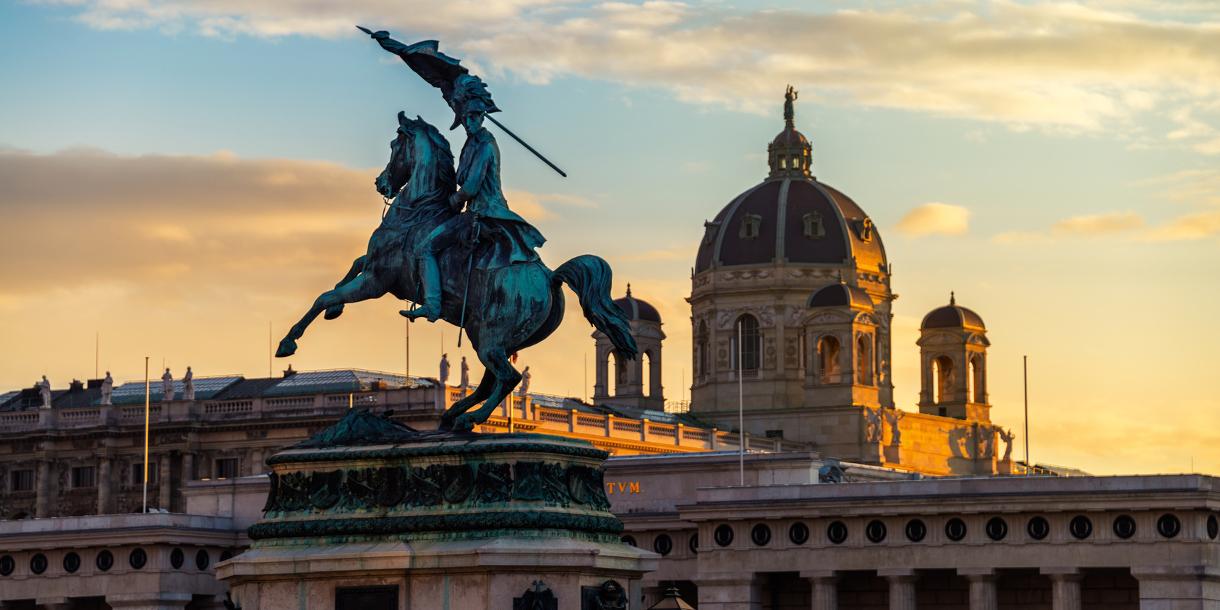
933 355 954 404
10 469 34 492
71 466 96 489
802 212 825 239
856 334 874 385
853 217 874 242
739 214 762 239
131 462 159 486
695 321 709 379
817 335 841 384
730 315 761 373
215 458 239 480
970 354 985 403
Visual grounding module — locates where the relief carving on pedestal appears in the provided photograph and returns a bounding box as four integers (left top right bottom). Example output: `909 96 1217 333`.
582 580 628 610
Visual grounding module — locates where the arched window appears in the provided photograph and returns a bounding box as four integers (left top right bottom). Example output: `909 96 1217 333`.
970 354 985 403
933 355 954 404
856 334 874 385
817 335 841 384
695 321 709 379
642 351 651 398
607 351 618 396
731 314 761 374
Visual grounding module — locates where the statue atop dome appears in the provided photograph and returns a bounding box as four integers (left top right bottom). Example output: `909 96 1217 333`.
768 86 811 178
784 85 798 128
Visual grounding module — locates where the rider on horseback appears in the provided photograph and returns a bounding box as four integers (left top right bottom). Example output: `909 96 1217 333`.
400 73 547 322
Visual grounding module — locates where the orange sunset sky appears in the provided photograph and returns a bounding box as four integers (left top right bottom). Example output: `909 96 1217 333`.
2 1 1219 476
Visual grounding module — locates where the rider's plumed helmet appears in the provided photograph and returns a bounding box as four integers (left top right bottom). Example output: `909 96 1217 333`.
449 74 501 129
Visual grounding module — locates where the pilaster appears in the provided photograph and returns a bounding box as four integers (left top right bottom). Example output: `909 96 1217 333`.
1041 568 1081 610
960 569 997 610
803 570 838 610
35 458 52 518
696 576 762 610
97 455 113 514
880 569 917 610
1131 566 1215 610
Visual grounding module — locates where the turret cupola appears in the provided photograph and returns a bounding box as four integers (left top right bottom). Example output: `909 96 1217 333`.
768 85 812 179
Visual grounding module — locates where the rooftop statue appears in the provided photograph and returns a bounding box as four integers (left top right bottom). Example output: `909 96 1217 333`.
275 31 637 432
38 375 51 409
100 371 113 406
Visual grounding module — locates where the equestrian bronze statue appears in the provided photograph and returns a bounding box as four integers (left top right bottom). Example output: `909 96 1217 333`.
275 32 636 432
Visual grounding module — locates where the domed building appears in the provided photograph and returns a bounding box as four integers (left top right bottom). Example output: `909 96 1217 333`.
593 285 666 412
917 292 991 421
687 88 997 471
689 87 895 447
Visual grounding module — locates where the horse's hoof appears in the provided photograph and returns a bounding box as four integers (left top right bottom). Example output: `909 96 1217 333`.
275 338 297 358
452 414 477 433
323 305 345 320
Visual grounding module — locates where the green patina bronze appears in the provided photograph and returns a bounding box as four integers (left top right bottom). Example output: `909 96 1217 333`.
273 31 637 433
250 409 622 545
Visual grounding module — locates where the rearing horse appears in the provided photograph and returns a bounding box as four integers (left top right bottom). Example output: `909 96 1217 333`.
275 113 637 431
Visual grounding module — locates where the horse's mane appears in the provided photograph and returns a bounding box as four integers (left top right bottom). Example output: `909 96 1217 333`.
403 119 456 206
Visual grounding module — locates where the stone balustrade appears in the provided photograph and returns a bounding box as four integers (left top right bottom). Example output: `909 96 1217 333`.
0 383 801 459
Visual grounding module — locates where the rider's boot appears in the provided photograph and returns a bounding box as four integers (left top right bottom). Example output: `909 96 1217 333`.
400 255 442 322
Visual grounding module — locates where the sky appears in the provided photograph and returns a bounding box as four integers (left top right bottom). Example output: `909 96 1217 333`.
1 0 1219 476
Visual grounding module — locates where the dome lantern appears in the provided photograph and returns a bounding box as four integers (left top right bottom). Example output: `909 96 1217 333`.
768 85 813 179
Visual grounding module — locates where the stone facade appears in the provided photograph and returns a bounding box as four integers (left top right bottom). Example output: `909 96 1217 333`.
0 371 796 523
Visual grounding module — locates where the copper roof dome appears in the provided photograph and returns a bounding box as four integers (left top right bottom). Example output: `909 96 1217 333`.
921 292 986 330
613 285 661 323
694 88 887 274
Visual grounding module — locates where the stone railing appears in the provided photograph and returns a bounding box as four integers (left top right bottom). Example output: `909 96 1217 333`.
0 386 441 436
466 393 799 454
0 384 803 455
0 411 39 433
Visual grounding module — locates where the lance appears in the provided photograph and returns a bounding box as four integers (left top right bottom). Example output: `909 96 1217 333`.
484 115 567 178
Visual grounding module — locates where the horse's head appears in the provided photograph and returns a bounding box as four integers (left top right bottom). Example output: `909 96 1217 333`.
376 112 456 202
375 111 415 199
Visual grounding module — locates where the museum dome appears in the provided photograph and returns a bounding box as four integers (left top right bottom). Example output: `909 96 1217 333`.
921 292 986 331
693 88 887 274
614 285 662 323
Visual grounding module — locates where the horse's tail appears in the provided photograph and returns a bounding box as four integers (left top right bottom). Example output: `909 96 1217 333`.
553 255 638 360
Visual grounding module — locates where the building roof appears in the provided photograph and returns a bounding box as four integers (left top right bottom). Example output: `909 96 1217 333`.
921 292 986 331
694 91 886 274
613 285 662 323
0 369 437 410
808 282 874 310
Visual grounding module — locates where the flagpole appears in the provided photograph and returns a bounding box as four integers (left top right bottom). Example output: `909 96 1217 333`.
142 356 150 513
1023 355 1030 474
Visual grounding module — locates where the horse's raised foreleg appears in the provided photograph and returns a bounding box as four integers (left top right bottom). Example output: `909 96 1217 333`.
451 348 522 432
276 273 386 358
324 255 366 320
439 369 494 431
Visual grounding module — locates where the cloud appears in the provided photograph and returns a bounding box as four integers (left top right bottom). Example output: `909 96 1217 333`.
992 209 1218 243
0 149 567 302
1051 212 1145 236
1144 210 1220 241
895 202 970 237
44 0 1220 137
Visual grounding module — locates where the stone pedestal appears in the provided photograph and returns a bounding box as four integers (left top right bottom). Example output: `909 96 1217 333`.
218 410 655 610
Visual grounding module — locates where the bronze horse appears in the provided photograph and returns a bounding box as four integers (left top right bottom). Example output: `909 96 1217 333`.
275 114 636 431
